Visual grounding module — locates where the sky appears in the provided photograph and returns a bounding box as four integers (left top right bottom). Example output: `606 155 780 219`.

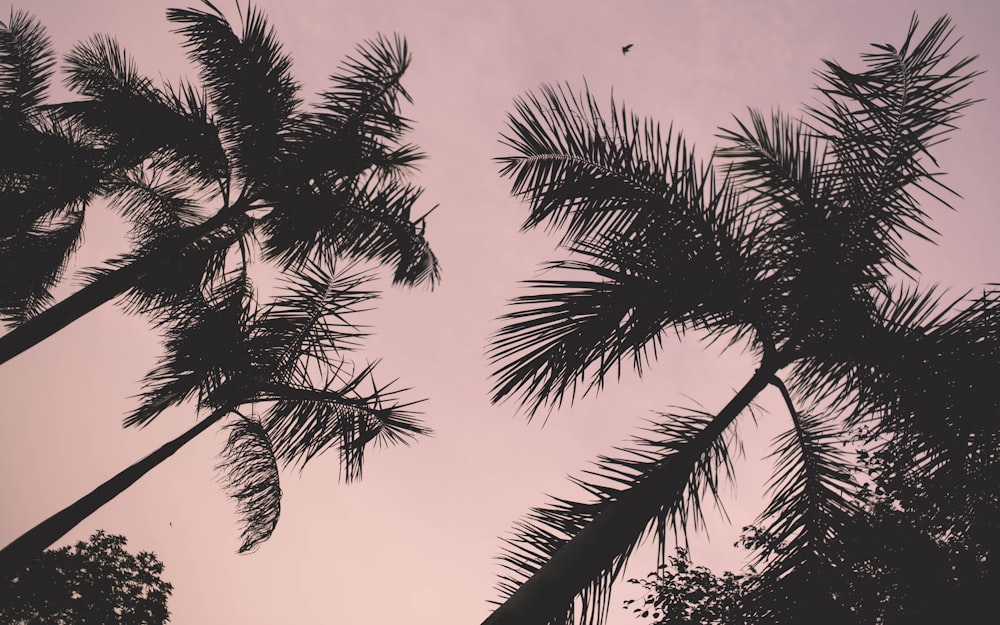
2 1 999 624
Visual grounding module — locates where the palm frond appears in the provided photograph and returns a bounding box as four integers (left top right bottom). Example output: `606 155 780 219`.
217 415 282 553
495 408 743 625
717 109 829 214
0 209 84 324
167 2 300 185
744 379 859 621
248 259 377 380
807 13 980 274
258 174 439 287
1 114 106 240
106 168 204 244
60 34 226 187
126 269 255 427
316 33 413 143
499 83 713 248
788 282 950 411
489 179 764 415
0 9 55 118
259 364 428 481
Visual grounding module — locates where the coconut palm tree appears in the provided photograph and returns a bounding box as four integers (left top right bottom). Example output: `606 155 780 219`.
0 2 437 365
0 259 428 580
484 14 988 625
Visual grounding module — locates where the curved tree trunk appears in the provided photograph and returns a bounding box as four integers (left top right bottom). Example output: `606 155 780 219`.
481 362 780 625
0 407 228 581
0 206 242 367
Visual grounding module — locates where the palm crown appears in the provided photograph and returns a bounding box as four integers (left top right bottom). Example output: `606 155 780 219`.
485 14 989 625
0 1 437 360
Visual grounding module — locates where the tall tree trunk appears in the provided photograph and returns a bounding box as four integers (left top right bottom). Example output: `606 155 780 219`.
481 362 779 625
0 407 228 581
0 205 243 367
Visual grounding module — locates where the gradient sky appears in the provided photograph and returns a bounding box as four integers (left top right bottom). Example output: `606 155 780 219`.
2 1 999 624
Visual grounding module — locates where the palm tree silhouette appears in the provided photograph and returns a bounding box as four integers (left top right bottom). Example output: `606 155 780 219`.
1 3 436 579
0 2 437 366
0 260 428 579
484 14 986 625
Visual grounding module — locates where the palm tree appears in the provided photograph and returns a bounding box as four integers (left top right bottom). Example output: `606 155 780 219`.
0 2 437 366
1 3 437 579
484 14 988 625
0 260 428 580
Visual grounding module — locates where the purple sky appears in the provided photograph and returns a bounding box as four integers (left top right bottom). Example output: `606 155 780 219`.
2 1 999 624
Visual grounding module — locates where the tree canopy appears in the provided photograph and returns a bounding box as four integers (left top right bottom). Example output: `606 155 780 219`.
0 530 172 625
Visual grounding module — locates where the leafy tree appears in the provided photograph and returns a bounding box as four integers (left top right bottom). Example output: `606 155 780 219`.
0 530 173 625
0 3 434 578
624 548 747 625
482 14 990 625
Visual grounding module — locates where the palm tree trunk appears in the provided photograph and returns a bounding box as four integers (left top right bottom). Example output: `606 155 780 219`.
0 407 228 581
0 205 242 367
481 361 780 625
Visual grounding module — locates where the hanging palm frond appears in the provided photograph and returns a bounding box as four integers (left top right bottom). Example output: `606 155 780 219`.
217 415 282 553
743 379 860 621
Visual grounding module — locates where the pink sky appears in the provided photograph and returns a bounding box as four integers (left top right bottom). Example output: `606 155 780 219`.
2 1 999 624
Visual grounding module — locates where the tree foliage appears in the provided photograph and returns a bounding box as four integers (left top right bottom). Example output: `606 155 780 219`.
0 530 172 625
625 548 747 625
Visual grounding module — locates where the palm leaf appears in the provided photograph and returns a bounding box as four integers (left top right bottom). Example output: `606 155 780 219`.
167 1 300 186
490 178 765 414
0 209 84 324
106 168 205 244
256 34 438 286
744 379 859 621
60 33 226 187
259 365 428 480
258 174 439 287
316 33 413 142
498 83 710 247
807 13 980 274
126 269 255 427
217 415 282 553
0 9 55 118
248 259 377 379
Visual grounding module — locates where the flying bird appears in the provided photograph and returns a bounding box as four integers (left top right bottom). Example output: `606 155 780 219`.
622 44 633 55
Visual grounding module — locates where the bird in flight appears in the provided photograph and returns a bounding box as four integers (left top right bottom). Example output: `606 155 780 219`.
622 44 633 55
